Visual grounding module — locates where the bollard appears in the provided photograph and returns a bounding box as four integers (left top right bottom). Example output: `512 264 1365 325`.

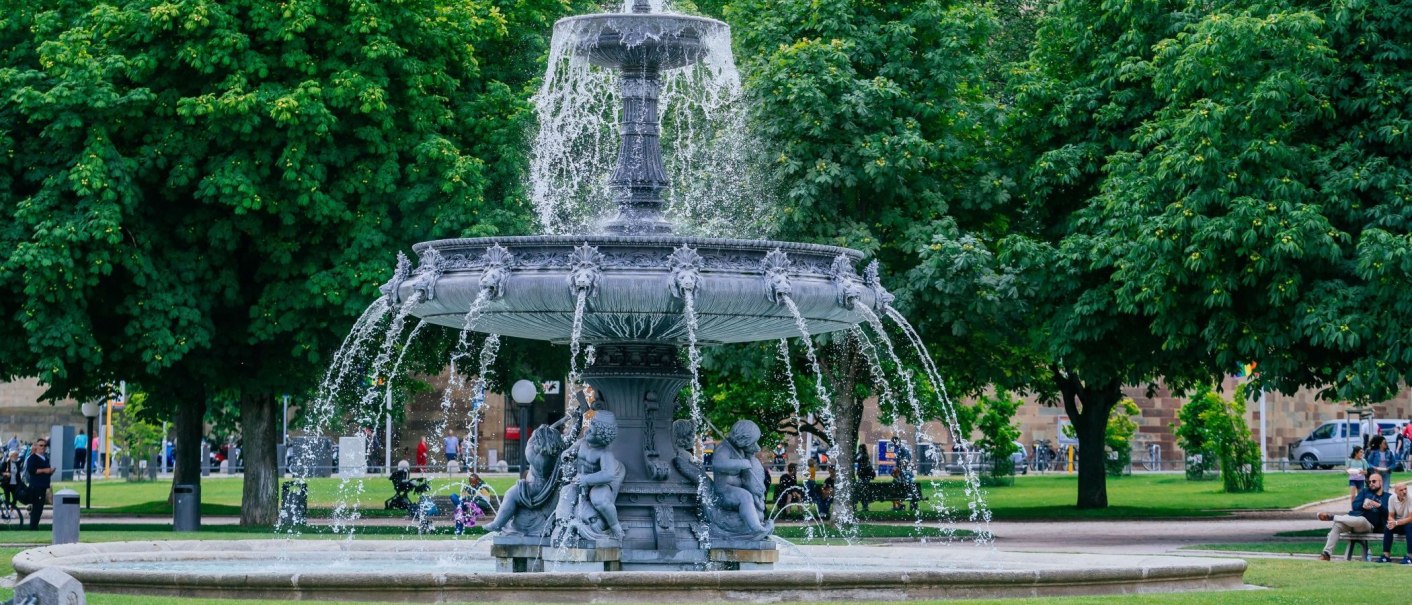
173 483 200 532
52 489 81 545
279 480 308 527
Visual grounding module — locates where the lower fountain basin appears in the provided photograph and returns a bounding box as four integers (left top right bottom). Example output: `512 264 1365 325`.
15 540 1247 603
400 235 884 345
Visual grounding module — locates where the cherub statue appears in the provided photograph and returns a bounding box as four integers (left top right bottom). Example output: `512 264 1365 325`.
568 411 626 540
484 425 564 536
671 419 709 486
708 419 772 540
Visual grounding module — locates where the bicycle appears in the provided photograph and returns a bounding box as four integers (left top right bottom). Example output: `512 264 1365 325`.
0 492 25 529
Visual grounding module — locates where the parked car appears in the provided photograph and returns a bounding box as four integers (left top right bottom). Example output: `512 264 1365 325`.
945 441 1028 475
1291 419 1409 470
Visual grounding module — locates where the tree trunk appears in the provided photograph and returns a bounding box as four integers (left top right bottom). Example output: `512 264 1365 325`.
823 334 865 519
1057 371 1122 509
171 396 205 504
240 393 279 527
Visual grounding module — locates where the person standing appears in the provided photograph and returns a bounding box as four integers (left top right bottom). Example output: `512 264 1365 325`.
5 435 17 453
415 437 429 471
73 430 88 478
23 438 54 530
443 431 459 464
1367 435 1395 486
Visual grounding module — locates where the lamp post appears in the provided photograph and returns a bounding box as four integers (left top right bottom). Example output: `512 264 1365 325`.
510 380 537 474
80 401 99 510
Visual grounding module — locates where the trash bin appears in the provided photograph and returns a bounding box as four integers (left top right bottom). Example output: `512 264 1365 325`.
52 489 81 545
280 480 308 526
173 483 200 532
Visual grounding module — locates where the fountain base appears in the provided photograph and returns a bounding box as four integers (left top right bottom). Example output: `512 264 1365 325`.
15 541 1249 602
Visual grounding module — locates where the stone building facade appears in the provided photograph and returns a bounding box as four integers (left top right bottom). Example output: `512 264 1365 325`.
0 378 84 444
856 378 1412 465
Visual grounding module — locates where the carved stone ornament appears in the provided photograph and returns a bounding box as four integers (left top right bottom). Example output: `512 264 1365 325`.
480 244 515 299
863 259 896 310
829 254 862 310
667 244 703 299
483 425 566 537
412 248 446 302
761 249 792 304
380 252 414 305
566 242 606 298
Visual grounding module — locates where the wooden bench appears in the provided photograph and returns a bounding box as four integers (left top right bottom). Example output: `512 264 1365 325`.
1340 532 1379 560
854 481 927 512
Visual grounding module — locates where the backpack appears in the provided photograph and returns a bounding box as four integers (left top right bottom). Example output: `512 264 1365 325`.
11 457 35 505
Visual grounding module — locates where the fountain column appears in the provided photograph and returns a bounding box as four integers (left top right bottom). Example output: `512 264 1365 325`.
603 61 672 235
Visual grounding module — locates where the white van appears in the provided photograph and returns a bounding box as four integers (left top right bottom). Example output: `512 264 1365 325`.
1291 419 1408 470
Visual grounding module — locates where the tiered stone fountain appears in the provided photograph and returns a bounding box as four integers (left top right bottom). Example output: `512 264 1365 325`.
394 0 879 572
10 2 1250 601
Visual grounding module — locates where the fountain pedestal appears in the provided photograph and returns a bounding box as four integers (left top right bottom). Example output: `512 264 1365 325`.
491 536 549 573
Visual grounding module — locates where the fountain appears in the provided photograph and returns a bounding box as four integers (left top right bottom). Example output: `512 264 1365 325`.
12 0 1248 600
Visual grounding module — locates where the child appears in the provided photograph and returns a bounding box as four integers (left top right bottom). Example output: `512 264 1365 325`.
450 492 483 536
1347 446 1368 501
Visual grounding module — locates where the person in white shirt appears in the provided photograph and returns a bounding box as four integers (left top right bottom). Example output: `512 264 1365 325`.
1381 482 1412 564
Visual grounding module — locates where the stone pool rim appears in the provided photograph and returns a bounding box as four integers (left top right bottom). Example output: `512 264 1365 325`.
14 540 1249 603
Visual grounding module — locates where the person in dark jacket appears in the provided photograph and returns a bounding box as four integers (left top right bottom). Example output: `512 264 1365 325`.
1318 470 1388 560
23 438 54 530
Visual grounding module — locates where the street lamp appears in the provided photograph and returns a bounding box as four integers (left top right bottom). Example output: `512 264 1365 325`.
510 380 537 475
80 401 99 510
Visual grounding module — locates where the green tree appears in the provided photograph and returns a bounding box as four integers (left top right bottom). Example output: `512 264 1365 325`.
1172 389 1225 480
1102 398 1139 477
973 390 1021 479
1208 385 1264 493
112 391 163 482
0 0 563 525
1000 0 1213 508
711 0 1030 516
1093 1 1412 405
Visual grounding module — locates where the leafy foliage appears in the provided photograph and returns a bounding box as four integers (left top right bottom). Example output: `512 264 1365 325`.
1173 389 1225 480
1103 398 1140 477
974 390 1022 478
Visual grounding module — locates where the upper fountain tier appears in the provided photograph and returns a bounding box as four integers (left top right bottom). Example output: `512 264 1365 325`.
395 235 889 345
397 6 885 344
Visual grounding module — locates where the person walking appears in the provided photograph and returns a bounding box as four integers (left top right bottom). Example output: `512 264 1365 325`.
1347 446 1369 502
23 438 54 530
415 437 429 471
1318 471 1388 560
73 429 88 478
1367 435 1395 486
1 451 23 514
443 431 459 464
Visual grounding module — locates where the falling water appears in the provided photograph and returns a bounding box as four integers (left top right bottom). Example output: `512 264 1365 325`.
852 315 960 534
433 290 495 468
775 339 811 474
778 295 855 530
528 9 771 237
564 289 589 440
682 289 705 429
469 334 502 471
884 306 994 534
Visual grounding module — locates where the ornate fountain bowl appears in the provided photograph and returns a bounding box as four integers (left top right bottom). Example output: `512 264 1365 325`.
557 13 726 71
396 235 883 345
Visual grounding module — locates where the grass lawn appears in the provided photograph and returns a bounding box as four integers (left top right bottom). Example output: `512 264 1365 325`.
0 556 1403 604
47 471 1346 522
865 471 1348 521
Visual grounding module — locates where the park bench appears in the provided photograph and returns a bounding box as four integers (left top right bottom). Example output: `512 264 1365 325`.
854 481 926 512
1339 532 1380 560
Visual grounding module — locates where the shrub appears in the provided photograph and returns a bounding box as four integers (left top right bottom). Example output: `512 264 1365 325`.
975 391 1022 479
1172 389 1225 480
1104 399 1140 477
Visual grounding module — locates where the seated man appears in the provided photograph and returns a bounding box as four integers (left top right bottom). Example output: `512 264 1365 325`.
1317 470 1388 560
1379 482 1412 563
